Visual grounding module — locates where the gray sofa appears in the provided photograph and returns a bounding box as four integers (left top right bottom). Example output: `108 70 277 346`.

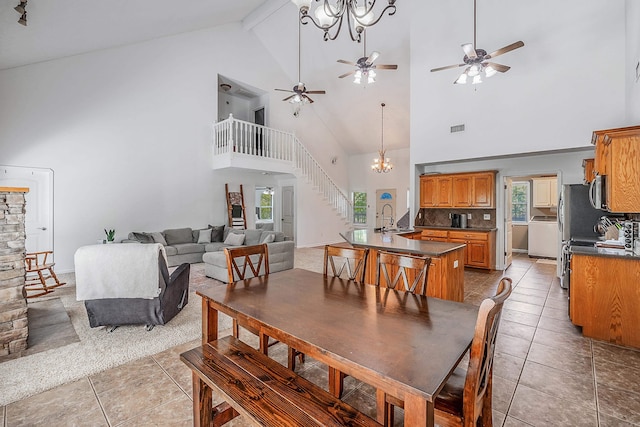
125 226 294 275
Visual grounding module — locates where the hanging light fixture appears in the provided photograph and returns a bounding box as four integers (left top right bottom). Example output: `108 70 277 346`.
291 0 397 43
371 103 392 173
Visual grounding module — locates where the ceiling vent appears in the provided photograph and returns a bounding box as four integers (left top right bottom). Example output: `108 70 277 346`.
450 124 465 133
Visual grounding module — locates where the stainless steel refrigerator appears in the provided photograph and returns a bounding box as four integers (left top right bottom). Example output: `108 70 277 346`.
558 184 605 242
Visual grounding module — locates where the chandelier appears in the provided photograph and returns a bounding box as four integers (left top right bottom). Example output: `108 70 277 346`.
371 103 392 173
291 0 397 43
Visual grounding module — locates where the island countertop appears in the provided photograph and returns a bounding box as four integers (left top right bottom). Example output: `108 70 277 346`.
340 229 466 256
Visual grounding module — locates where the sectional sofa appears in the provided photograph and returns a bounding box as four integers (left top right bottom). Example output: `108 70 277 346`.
125 226 294 278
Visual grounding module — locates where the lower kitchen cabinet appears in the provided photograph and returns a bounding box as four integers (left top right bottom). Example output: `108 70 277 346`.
418 228 495 270
570 253 640 349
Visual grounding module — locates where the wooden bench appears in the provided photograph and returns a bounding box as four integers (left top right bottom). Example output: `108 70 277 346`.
180 336 382 427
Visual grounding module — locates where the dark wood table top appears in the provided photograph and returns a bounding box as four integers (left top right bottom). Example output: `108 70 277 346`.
198 268 479 403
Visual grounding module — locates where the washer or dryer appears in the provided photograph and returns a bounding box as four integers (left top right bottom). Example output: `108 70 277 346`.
528 216 559 258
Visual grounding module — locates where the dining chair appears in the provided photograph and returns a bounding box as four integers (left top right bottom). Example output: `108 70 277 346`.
24 251 66 298
375 250 431 296
224 244 274 352
380 277 513 427
323 245 369 283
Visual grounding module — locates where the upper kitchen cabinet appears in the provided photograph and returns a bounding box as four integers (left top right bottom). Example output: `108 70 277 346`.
420 171 496 208
591 126 640 213
582 158 595 184
532 177 558 208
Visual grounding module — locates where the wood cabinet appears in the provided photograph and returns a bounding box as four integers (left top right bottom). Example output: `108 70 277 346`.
532 177 558 208
570 253 640 349
582 158 595 184
591 126 640 213
417 228 495 270
419 171 496 209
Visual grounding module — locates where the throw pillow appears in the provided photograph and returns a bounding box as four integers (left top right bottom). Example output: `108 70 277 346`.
150 232 167 246
130 232 154 244
224 232 245 246
209 225 225 242
260 233 275 244
197 228 212 244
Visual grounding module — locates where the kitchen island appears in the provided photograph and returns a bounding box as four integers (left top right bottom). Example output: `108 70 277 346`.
340 229 466 302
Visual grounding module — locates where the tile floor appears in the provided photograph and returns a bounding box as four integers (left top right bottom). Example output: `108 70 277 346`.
3 252 640 426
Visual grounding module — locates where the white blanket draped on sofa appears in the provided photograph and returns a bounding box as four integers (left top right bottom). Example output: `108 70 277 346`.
75 243 167 300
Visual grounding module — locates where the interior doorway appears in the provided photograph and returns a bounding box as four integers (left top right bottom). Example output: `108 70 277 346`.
281 186 295 240
0 166 54 254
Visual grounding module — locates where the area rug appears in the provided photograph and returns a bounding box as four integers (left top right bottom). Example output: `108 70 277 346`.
535 258 557 265
0 264 231 406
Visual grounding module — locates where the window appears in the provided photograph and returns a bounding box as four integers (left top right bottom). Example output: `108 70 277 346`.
258 189 273 220
511 181 530 224
353 192 367 224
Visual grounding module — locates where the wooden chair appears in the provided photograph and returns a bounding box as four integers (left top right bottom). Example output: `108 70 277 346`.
380 277 513 427
323 245 369 283
24 251 66 298
375 251 431 295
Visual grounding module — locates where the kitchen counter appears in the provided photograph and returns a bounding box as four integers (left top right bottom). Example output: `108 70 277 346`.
340 229 466 302
414 225 498 232
570 245 640 259
341 229 465 256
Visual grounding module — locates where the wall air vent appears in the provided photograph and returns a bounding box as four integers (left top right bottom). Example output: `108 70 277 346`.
450 124 465 133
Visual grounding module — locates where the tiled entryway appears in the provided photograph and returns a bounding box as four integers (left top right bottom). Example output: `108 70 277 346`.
3 252 640 426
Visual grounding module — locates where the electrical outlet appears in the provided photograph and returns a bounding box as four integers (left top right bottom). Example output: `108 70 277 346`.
467 213 472 219
448 213 452 219
454 260 459 268
483 214 491 220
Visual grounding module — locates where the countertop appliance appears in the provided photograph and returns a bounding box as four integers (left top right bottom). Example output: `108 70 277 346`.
451 214 461 228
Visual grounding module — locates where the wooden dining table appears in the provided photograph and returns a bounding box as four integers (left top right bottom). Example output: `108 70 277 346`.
198 268 479 426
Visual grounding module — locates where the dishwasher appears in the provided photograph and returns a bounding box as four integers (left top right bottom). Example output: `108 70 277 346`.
528 216 559 258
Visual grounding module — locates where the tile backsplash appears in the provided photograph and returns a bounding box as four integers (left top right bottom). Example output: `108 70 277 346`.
415 208 497 229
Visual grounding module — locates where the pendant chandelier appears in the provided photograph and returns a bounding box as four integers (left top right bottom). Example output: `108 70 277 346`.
371 103 392 173
291 0 397 43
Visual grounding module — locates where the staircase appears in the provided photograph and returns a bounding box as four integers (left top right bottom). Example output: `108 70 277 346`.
213 115 353 224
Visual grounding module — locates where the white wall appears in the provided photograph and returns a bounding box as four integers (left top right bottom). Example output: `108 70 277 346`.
627 0 640 123
349 148 410 228
0 23 347 271
410 1 627 165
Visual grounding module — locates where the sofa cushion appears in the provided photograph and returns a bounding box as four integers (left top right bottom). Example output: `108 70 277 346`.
149 232 167 246
261 231 286 243
224 233 245 246
204 242 229 252
128 232 154 244
197 229 212 244
173 243 206 255
260 233 275 244
244 229 263 246
223 225 245 241
164 228 193 245
164 246 178 256
209 225 225 242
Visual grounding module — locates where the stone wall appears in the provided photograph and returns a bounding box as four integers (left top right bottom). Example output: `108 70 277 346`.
0 189 28 358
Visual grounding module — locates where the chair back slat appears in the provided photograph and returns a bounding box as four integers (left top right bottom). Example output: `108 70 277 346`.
463 277 512 424
224 244 270 283
375 251 431 295
323 245 369 283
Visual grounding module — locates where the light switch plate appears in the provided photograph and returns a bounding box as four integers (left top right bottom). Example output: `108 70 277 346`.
483 214 491 220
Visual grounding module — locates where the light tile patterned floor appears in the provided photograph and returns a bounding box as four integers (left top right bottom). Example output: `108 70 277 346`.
3 252 640 426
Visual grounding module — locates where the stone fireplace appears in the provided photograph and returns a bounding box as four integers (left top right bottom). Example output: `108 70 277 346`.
0 187 29 359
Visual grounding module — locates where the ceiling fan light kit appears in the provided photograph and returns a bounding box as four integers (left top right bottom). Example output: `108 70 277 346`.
291 0 397 43
338 32 397 85
15 0 27 26
431 0 524 84
372 103 393 173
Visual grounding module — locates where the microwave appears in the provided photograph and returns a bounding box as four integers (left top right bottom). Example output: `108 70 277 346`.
589 174 607 210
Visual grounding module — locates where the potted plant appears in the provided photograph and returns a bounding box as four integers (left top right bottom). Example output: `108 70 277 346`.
104 229 116 243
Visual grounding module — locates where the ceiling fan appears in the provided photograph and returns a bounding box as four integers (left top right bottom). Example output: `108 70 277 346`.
337 32 397 84
275 19 325 115
430 0 524 84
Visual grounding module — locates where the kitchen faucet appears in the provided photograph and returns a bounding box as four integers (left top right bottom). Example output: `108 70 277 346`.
381 203 394 231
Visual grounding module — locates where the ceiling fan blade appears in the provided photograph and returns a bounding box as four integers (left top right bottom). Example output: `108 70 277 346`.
303 95 314 104
366 51 380 64
338 70 355 79
282 94 296 102
306 90 326 94
485 62 510 72
337 59 356 66
430 63 466 72
275 88 294 93
462 43 477 59
487 41 524 59
375 64 398 70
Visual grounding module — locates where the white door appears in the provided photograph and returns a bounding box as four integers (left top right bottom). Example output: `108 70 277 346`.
0 166 53 254
376 189 397 229
281 186 294 240
504 177 513 269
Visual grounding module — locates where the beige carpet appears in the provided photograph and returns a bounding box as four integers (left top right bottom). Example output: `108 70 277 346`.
0 249 325 406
